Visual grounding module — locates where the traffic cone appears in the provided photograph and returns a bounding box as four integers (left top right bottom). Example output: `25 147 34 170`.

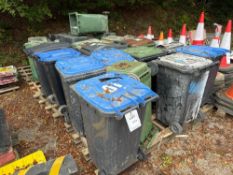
145 25 154 40
179 24 186 45
157 31 164 45
225 84 233 100
210 36 220 48
167 28 173 44
192 12 205 45
220 20 232 68
220 20 232 50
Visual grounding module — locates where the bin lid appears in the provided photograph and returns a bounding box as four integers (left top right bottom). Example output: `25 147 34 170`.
55 56 105 77
72 72 157 117
24 42 71 55
34 48 81 62
176 46 229 60
124 46 167 60
158 53 213 73
91 48 135 66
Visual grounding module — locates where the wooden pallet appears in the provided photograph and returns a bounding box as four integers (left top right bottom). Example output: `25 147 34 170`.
28 82 63 118
17 66 32 82
0 85 20 94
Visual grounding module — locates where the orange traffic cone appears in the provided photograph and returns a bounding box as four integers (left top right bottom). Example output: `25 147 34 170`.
167 28 173 44
145 25 154 40
179 24 186 45
225 84 233 100
220 20 232 68
157 31 164 45
192 12 205 45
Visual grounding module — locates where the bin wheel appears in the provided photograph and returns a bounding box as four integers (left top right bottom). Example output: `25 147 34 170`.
137 148 147 161
47 95 56 104
169 122 183 134
197 111 205 122
58 105 68 114
98 170 107 175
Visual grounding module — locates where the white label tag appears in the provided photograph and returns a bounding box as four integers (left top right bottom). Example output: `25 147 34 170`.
125 110 141 132
226 53 231 64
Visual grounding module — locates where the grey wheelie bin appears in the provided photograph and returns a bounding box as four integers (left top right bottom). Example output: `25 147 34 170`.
55 56 106 134
154 53 214 133
34 48 81 108
71 72 158 175
176 45 229 105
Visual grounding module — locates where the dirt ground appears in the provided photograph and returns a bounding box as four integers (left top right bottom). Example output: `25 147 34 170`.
0 83 233 175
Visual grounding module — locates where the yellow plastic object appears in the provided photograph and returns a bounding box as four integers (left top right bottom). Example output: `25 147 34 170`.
49 156 65 175
0 150 46 175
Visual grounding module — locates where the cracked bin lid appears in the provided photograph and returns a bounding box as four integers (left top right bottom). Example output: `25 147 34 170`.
72 72 158 117
91 48 135 66
176 46 229 60
157 53 213 73
55 55 105 77
124 45 167 62
34 48 81 62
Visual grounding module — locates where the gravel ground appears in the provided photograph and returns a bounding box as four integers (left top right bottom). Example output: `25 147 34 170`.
0 84 233 175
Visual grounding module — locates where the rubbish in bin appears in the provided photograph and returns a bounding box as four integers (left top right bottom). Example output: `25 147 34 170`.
0 109 16 167
13 154 78 175
176 45 229 105
34 48 81 107
55 56 106 134
0 150 46 175
69 12 109 35
91 48 135 66
0 66 18 85
124 45 169 62
71 72 157 175
154 53 214 133
106 61 158 146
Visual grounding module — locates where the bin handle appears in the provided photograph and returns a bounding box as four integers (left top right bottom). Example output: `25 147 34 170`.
114 105 139 120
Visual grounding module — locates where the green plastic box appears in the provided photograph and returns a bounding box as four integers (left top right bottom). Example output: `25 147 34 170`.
106 61 154 145
69 12 109 35
124 45 168 62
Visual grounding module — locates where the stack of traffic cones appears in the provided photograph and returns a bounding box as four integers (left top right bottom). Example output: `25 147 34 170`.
215 83 233 116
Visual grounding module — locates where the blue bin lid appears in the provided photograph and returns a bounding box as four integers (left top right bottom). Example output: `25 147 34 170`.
34 48 81 62
72 72 158 118
55 55 105 77
91 48 135 66
176 46 229 60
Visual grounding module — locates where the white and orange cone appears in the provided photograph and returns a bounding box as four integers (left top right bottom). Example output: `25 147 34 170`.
157 31 164 45
179 24 187 45
210 23 222 48
192 12 205 45
220 20 232 68
145 25 154 40
167 28 173 44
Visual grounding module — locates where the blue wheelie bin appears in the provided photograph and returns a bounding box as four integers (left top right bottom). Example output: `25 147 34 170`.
55 56 106 134
34 48 81 109
176 45 229 105
71 72 158 175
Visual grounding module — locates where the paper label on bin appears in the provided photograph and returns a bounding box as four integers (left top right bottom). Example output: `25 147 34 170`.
125 110 141 132
226 53 231 64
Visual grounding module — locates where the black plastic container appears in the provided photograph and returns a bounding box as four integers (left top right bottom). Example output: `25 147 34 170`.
154 53 215 133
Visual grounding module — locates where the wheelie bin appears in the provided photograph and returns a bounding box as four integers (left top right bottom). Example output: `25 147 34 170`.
71 72 158 175
91 48 135 66
55 56 106 134
69 12 108 35
34 48 81 108
24 42 71 97
106 61 157 147
154 53 214 133
176 45 229 105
